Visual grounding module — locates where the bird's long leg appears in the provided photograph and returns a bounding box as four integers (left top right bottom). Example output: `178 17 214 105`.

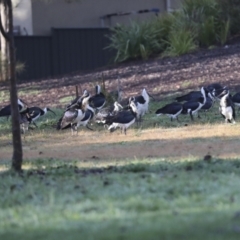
21 124 26 140
71 124 74 136
135 117 139 128
219 107 222 114
137 116 142 128
220 113 225 123
75 124 79 136
32 121 38 128
147 92 155 101
190 111 194 121
124 127 127 135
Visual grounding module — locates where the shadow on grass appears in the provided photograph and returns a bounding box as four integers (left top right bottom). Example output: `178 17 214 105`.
1 155 240 177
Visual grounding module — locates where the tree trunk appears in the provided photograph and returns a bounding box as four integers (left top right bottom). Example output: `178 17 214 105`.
0 3 7 81
0 0 23 171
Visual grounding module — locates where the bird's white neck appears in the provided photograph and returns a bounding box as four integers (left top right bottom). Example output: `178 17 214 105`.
142 89 149 103
17 99 24 108
201 88 207 105
96 85 101 94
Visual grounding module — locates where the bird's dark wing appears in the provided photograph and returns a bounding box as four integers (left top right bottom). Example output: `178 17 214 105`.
0 105 11 117
105 110 134 124
156 103 182 115
182 102 200 114
89 96 106 109
29 107 43 118
232 92 240 103
80 109 94 122
135 96 146 104
175 91 202 102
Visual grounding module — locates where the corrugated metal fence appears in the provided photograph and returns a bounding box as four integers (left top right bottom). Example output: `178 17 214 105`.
14 28 115 81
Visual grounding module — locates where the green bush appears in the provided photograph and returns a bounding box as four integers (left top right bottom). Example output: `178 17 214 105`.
181 0 220 22
180 0 228 47
107 0 238 62
217 0 240 35
152 13 176 50
198 16 217 46
163 29 197 57
217 19 230 45
107 20 162 62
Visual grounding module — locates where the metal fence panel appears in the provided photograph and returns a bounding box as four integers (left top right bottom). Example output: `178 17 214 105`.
15 36 52 81
14 28 114 81
51 28 113 76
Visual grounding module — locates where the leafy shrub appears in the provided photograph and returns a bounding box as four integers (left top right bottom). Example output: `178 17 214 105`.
163 29 197 57
198 16 217 46
152 13 176 50
107 0 238 62
217 0 240 35
217 19 230 45
180 0 228 46
107 21 162 62
181 0 220 22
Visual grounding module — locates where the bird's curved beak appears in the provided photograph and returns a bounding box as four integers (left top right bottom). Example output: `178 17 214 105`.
48 108 56 115
118 103 123 109
21 99 28 108
19 107 29 114
216 88 228 98
147 92 155 101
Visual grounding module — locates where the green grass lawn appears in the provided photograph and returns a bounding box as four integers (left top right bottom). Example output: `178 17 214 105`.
1 158 240 240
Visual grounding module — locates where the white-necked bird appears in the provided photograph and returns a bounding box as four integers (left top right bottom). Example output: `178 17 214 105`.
181 87 207 121
129 88 150 124
29 106 56 126
0 99 27 119
89 85 106 110
103 100 138 135
217 88 236 124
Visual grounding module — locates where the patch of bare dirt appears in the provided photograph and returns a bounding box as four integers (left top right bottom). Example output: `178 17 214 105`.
1 124 240 161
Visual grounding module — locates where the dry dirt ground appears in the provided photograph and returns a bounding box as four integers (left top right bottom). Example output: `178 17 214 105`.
1 40 240 162
1 124 240 162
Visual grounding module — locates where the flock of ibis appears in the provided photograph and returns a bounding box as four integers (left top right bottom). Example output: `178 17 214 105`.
156 83 239 124
0 82 240 137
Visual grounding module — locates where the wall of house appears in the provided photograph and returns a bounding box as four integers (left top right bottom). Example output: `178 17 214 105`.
32 0 168 35
13 0 32 35
168 0 183 11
